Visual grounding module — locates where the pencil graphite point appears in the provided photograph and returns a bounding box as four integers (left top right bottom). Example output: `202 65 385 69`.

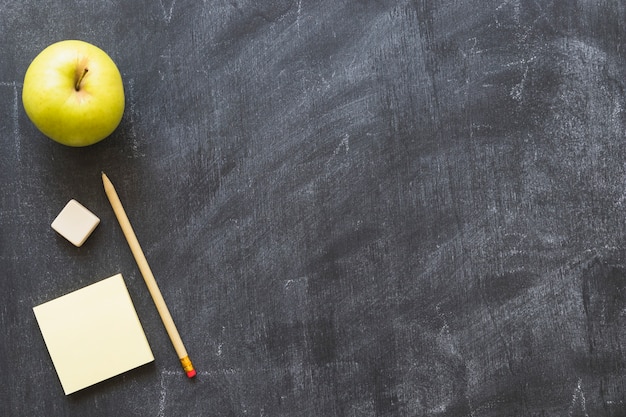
102 172 112 192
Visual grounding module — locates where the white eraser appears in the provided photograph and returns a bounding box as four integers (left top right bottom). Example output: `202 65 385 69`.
51 199 100 247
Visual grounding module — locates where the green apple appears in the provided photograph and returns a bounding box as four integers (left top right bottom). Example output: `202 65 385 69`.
22 40 125 147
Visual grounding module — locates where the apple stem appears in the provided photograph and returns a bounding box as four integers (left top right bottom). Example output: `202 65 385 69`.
75 68 89 91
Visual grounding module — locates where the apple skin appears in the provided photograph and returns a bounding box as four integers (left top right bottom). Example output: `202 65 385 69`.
22 40 125 147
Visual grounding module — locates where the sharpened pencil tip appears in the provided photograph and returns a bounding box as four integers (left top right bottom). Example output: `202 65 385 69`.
101 172 114 193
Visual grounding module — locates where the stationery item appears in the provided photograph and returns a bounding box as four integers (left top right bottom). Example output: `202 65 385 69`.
51 199 100 247
33 274 154 395
101 172 196 378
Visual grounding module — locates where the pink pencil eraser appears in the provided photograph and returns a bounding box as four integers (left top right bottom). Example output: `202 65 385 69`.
186 369 196 378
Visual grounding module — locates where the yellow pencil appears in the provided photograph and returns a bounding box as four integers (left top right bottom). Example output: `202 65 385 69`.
102 172 196 378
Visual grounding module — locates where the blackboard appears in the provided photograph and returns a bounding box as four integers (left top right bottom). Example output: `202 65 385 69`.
2 0 626 415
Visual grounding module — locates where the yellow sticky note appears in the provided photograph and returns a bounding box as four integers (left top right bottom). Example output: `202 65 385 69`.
33 274 154 395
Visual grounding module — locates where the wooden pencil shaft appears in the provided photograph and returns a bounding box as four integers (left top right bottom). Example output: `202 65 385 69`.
102 173 188 359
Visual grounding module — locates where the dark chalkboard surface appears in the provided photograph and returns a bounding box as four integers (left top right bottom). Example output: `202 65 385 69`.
2 0 626 415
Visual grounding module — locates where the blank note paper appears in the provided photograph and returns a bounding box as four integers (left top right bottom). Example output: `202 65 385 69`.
33 274 154 395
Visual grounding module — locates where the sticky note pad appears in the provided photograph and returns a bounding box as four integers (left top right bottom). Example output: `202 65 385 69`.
51 199 100 247
33 274 154 395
